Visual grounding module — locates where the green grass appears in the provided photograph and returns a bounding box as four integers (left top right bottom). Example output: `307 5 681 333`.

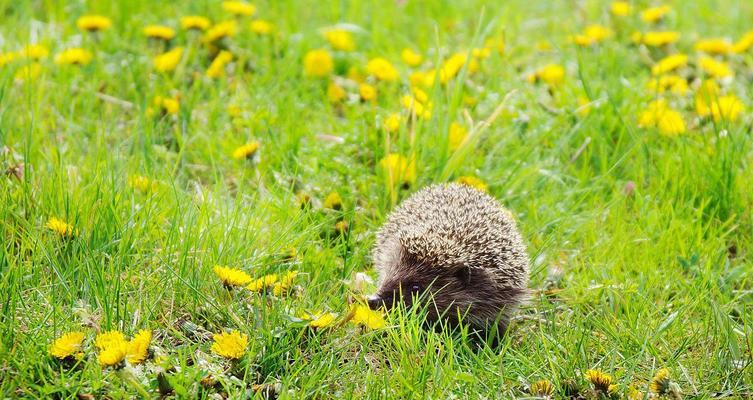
1 0 752 398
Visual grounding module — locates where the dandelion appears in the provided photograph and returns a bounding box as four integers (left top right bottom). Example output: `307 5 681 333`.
211 330 248 360
222 1 256 17
641 5 671 23
206 50 233 78
325 28 355 51
20 44 49 60
529 379 555 397
448 122 467 151
627 386 644 400
247 274 279 292
153 47 184 72
359 83 377 101
46 217 74 237
647 75 688 95
76 15 112 32
272 270 298 296
323 191 343 210
250 19 273 35
401 94 432 119
232 141 260 160
650 368 671 395
708 95 744 123
180 16 211 31
651 54 688 75
610 1 631 16
0 51 18 67
126 329 152 364
300 311 337 329
695 38 732 55
732 31 753 53
49 331 85 360
204 20 238 42
54 48 93 66
14 63 42 83
437 52 477 83
153 96 180 115
383 113 401 133
143 25 176 41
350 304 385 329
334 220 349 235
303 49 333 77
213 265 253 288
456 176 488 192
639 100 686 137
327 82 347 103
380 153 416 186
366 57 399 81
401 48 423 67
698 56 732 79
129 175 157 193
528 64 565 87
585 369 618 395
635 31 680 47
95 330 128 367
572 24 612 46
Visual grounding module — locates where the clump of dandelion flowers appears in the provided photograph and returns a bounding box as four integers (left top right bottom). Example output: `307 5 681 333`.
46 217 74 237
211 330 249 360
213 265 253 288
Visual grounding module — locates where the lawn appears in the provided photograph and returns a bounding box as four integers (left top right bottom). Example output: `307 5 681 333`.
1 0 752 398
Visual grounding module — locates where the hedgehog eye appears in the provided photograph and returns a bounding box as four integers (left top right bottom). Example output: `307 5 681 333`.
410 284 420 294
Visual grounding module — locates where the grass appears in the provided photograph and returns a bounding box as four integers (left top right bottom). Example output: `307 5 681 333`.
1 0 752 398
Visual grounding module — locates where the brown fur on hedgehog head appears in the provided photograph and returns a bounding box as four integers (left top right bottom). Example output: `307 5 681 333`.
369 183 529 334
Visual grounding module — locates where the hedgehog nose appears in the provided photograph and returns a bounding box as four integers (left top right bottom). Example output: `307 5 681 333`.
367 295 383 310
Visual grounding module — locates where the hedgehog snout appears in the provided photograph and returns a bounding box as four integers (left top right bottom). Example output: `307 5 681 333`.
367 294 383 310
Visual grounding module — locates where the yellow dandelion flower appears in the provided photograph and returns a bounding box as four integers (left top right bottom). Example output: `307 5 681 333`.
250 19 273 35
54 48 93 66
204 20 238 42
350 304 385 329
528 64 565 87
571 24 612 46
206 50 233 78
98 341 127 367
694 80 720 117
20 44 49 60
153 47 184 72
611 1 631 16
401 94 432 119
383 113 401 133
153 96 180 115
637 31 680 47
76 15 112 32
699 56 732 79
437 52 477 83
732 31 753 53
324 28 355 51
585 369 614 393
448 122 468 151
401 48 423 67
471 47 491 59
181 16 211 31
695 38 732 55
46 217 74 237
647 75 688 95
456 176 488 192
213 265 253 287
0 51 18 67
484 37 505 55
14 63 42 83
366 57 399 81
232 141 260 160
300 311 337 329
627 386 644 400
211 330 248 359
709 95 745 122
641 5 671 23
272 270 298 296
529 379 555 397
639 100 685 136
651 53 688 75
247 274 279 292
325 81 345 103
222 1 256 17
95 330 126 350
303 49 333 77
323 191 343 210
650 368 671 395
128 175 157 193
49 331 85 359
359 83 377 101
379 153 416 186
126 329 152 365
143 25 176 41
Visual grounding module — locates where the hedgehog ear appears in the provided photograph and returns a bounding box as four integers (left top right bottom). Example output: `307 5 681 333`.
454 266 471 285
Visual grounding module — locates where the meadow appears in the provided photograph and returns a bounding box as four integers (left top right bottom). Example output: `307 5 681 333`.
1 0 752 398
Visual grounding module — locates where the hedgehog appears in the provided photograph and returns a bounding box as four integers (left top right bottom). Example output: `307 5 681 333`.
368 183 529 336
